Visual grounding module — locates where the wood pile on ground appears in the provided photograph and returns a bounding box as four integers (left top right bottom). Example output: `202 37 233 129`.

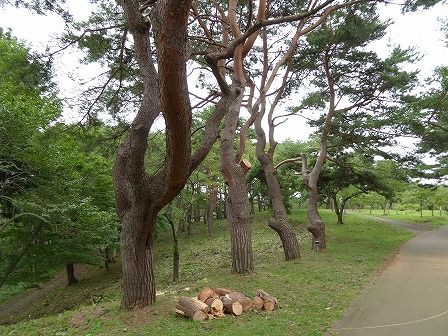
175 287 278 321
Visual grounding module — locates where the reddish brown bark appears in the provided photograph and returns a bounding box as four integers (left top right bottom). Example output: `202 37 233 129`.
114 0 229 309
221 90 254 273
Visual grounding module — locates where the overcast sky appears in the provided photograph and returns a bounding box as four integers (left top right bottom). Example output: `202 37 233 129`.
1 1 447 143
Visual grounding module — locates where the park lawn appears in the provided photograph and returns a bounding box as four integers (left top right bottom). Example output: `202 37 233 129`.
0 209 413 336
355 209 448 227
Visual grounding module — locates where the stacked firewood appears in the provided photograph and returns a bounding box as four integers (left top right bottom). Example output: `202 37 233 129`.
175 287 277 321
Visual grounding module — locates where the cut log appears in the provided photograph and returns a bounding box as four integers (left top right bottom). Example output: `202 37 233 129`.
221 296 243 316
175 308 186 316
176 297 208 321
256 289 277 304
228 292 253 312
198 287 215 302
214 287 232 296
214 310 225 318
240 159 252 171
263 300 275 312
205 297 224 313
256 289 277 311
252 296 264 311
190 297 210 312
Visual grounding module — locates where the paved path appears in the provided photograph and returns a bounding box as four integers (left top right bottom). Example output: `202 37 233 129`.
331 217 448 336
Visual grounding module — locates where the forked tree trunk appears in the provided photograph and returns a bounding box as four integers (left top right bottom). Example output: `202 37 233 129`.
332 195 344 225
336 207 344 224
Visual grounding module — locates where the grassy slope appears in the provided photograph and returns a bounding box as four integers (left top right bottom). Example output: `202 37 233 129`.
0 210 414 336
355 209 448 227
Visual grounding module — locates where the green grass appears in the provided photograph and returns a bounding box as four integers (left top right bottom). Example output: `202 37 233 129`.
0 209 413 336
354 209 448 227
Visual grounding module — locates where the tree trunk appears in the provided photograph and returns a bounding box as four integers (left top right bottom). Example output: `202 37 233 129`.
336 205 344 224
253 68 300 260
168 216 179 283
225 171 254 273
205 180 216 238
257 193 263 212
204 166 216 237
420 199 423 218
307 185 326 248
120 210 156 308
336 210 344 224
332 195 344 224
301 50 338 250
114 0 230 310
66 262 78 285
187 203 193 235
221 89 253 274
205 205 212 237
260 158 299 260
103 248 110 272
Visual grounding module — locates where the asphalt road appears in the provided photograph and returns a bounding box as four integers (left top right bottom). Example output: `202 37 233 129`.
331 217 448 336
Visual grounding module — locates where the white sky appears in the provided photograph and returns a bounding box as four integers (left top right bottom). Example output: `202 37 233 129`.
1 1 447 144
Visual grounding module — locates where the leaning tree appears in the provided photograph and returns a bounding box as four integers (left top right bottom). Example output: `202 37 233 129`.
289 4 417 247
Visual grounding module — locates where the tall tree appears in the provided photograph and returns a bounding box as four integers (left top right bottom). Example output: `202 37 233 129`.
111 0 238 308
194 0 371 263
292 5 416 247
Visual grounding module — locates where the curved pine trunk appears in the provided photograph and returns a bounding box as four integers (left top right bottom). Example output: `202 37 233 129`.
261 158 300 260
307 186 326 249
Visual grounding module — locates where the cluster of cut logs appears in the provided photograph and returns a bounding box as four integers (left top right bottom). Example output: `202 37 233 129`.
175 287 277 321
